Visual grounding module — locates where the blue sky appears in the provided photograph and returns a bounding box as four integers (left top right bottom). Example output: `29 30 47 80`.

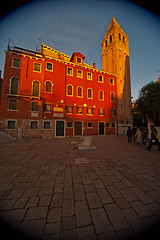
0 0 160 100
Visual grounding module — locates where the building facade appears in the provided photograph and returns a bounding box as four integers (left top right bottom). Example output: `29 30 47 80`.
0 17 132 138
101 17 132 133
0 43 117 138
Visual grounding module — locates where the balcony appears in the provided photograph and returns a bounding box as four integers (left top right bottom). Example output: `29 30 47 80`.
6 87 42 100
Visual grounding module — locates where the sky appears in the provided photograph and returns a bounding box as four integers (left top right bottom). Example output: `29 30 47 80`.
0 0 159 101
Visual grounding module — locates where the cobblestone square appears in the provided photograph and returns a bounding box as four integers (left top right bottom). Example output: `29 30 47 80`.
0 135 160 240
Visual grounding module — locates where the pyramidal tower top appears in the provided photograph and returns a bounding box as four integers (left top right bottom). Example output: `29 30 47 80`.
101 17 132 129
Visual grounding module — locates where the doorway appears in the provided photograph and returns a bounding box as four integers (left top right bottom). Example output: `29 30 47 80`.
74 121 82 136
99 122 105 135
55 120 65 137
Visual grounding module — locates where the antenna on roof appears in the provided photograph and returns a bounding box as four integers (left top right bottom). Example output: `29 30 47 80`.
8 38 14 50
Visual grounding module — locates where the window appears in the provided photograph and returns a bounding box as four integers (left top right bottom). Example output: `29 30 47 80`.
67 122 72 128
77 69 83 78
99 108 105 116
106 123 110 128
87 88 93 99
67 85 73 96
87 107 93 115
111 122 115 128
111 109 116 117
10 77 19 94
34 63 41 72
31 102 39 112
32 81 40 97
87 122 93 128
110 92 115 102
119 33 121 40
12 58 21 68
46 62 53 71
67 67 73 76
87 72 92 80
98 75 103 83
105 40 107 47
43 103 52 112
45 81 52 93
110 35 112 42
8 100 17 110
7 120 16 129
76 57 82 64
123 36 125 42
77 106 83 115
43 121 51 129
99 90 104 101
77 86 83 98
66 105 73 114
110 78 114 85
30 121 38 129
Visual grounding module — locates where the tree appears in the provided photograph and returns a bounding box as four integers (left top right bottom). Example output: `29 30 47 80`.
134 81 160 126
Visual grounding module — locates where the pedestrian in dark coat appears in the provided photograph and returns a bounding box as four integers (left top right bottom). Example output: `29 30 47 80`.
147 125 160 151
127 126 132 144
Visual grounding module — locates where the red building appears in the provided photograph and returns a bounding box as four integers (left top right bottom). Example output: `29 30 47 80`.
0 43 117 138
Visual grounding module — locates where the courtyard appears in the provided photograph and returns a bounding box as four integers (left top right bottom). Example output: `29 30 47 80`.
0 135 160 240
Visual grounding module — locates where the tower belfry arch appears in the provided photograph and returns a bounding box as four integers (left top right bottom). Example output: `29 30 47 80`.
101 17 132 133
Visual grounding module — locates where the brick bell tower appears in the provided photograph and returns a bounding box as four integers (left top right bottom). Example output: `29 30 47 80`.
101 17 132 133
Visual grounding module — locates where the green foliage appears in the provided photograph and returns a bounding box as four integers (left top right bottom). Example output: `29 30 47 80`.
135 82 160 126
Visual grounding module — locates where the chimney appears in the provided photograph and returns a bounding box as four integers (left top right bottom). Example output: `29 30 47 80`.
93 63 96 68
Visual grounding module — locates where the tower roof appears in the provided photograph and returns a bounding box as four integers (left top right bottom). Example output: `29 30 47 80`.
102 17 127 43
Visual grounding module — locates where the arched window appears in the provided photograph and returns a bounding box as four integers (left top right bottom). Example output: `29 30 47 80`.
10 77 19 94
119 33 121 40
110 35 112 43
32 80 40 97
67 85 73 96
99 90 104 101
87 88 93 99
77 86 83 98
45 81 52 93
110 92 115 102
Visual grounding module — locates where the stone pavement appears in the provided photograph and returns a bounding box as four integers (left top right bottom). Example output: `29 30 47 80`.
0 135 160 240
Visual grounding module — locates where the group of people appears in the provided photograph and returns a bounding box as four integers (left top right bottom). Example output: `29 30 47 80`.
127 125 160 151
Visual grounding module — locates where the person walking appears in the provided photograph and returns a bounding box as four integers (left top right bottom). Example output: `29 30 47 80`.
147 125 160 151
127 126 132 144
132 126 137 142
135 127 143 145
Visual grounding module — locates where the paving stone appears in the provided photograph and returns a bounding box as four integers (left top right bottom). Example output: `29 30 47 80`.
61 229 78 240
97 188 114 205
107 185 122 199
130 201 153 218
4 208 27 222
39 196 51 206
62 199 74 217
25 197 39 208
83 184 96 193
114 197 130 209
25 206 48 220
50 193 63 208
129 187 154 204
47 207 62 223
90 208 113 234
74 183 86 201
104 203 130 231
20 219 46 240
77 225 96 240
75 201 92 227
0 199 16 210
97 231 118 240
86 192 102 208
44 222 61 234
64 187 74 200
7 189 25 199
13 197 28 209
61 216 76 230
122 208 146 233
120 188 138 202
